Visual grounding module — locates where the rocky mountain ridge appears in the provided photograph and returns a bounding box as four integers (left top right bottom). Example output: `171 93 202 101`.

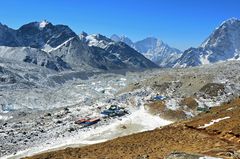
175 18 240 67
0 21 158 72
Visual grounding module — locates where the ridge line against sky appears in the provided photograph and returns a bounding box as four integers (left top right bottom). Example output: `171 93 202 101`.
0 0 240 50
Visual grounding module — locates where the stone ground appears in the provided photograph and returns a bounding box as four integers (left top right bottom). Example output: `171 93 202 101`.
24 98 240 159
3 61 240 158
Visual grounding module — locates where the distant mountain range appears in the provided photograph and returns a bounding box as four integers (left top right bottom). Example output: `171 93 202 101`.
0 18 240 73
111 35 182 67
111 18 240 68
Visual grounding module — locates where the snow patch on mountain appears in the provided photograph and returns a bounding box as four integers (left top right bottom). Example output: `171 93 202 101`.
200 53 210 65
39 20 49 29
86 34 114 49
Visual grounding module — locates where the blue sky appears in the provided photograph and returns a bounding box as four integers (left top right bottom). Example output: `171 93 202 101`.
0 0 239 50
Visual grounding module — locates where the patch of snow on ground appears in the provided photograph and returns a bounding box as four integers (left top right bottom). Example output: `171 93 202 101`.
200 54 210 65
199 156 223 159
120 106 172 131
0 115 12 121
198 117 230 129
165 98 179 110
183 110 195 118
227 107 234 111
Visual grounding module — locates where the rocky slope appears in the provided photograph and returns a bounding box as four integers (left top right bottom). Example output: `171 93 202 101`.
0 23 18 47
24 98 240 159
0 46 70 71
0 57 57 89
175 18 240 67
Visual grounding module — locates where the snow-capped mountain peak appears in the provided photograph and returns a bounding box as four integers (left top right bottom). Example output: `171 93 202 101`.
136 37 182 67
111 35 182 67
220 17 240 26
175 17 240 68
84 34 115 49
201 18 240 48
38 20 49 29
